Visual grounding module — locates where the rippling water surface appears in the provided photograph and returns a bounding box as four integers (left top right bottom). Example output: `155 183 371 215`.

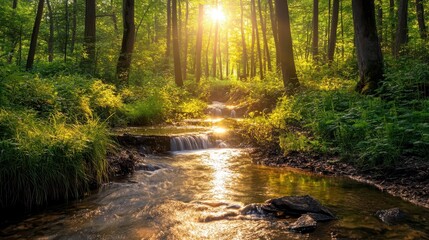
1 148 429 239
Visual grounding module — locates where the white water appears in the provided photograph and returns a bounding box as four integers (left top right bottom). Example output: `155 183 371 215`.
170 134 212 151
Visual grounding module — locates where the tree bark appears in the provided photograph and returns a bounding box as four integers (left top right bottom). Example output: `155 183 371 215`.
26 0 44 70
268 0 280 70
352 0 384 94
394 0 408 56
258 0 271 71
195 4 204 83
327 0 339 62
416 0 427 39
312 0 319 61
275 0 299 92
116 0 135 83
166 0 172 58
70 0 77 54
46 0 54 62
240 0 248 78
172 0 183 86
82 0 96 74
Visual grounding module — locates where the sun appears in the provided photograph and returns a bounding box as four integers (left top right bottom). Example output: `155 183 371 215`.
207 6 226 23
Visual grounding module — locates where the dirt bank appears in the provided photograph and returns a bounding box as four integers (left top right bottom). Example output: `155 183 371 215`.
252 150 429 209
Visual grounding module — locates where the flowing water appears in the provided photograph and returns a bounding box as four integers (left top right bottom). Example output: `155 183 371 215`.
1 148 429 239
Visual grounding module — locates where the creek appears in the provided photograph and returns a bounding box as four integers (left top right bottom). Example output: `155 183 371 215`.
1 103 429 239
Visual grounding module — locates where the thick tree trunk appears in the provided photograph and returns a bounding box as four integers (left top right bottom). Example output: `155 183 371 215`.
195 4 204 83
240 0 248 78
268 0 280 70
82 0 96 74
116 0 135 83
172 0 183 86
416 0 427 39
258 0 271 71
352 0 384 94
166 0 172 58
394 0 408 56
47 0 54 62
26 0 44 70
312 0 319 61
275 0 299 92
327 0 339 62
70 0 77 54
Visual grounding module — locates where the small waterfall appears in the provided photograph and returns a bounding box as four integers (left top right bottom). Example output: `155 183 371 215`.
170 134 212 151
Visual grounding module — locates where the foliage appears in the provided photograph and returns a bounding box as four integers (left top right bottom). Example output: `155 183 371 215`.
0 109 111 209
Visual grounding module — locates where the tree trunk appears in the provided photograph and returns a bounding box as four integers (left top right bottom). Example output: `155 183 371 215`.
268 0 280 70
389 0 395 51
116 0 135 83
7 0 19 64
46 0 54 62
376 0 383 43
327 0 339 62
166 0 172 58
312 0 319 61
205 24 213 78
12 0 17 8
240 0 248 78
275 0 299 92
172 0 183 86
195 4 204 83
182 0 189 80
218 32 223 80
416 0 427 39
64 0 69 62
394 0 408 56
82 0 96 74
258 0 271 71
226 30 229 78
70 0 77 54
352 0 384 94
26 0 44 70
251 0 264 80
212 22 219 78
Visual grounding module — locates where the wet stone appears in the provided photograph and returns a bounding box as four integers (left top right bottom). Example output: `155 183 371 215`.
288 214 317 233
375 208 406 225
265 195 336 218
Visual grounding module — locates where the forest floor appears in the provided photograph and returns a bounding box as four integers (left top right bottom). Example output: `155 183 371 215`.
252 149 429 209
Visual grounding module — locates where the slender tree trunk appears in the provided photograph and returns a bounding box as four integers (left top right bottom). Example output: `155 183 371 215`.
195 4 204 83
7 0 19 64
352 0 384 94
116 0 135 83
312 0 319 61
182 0 189 80
268 0 280 70
82 0 96 74
172 0 183 86
218 32 223 80
226 30 229 78
251 0 264 80
250 22 255 78
70 0 77 54
275 0 299 92
258 0 271 71
12 0 17 8
46 0 54 62
26 0 44 70
205 24 213 78
64 0 69 62
212 22 219 78
394 0 408 56
376 0 383 43
327 0 339 62
240 0 248 78
416 0 427 39
166 0 172 58
389 0 395 52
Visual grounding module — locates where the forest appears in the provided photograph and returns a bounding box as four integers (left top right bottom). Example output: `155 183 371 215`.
1 0 429 238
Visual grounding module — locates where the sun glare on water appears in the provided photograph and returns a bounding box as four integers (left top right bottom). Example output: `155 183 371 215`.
207 6 226 23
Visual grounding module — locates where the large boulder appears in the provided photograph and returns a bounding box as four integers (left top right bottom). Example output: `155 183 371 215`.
265 195 336 219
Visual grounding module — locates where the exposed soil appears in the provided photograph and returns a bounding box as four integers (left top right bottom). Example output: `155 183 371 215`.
252 150 429 209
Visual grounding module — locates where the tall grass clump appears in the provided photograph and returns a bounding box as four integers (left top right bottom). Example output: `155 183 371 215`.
0 110 112 209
